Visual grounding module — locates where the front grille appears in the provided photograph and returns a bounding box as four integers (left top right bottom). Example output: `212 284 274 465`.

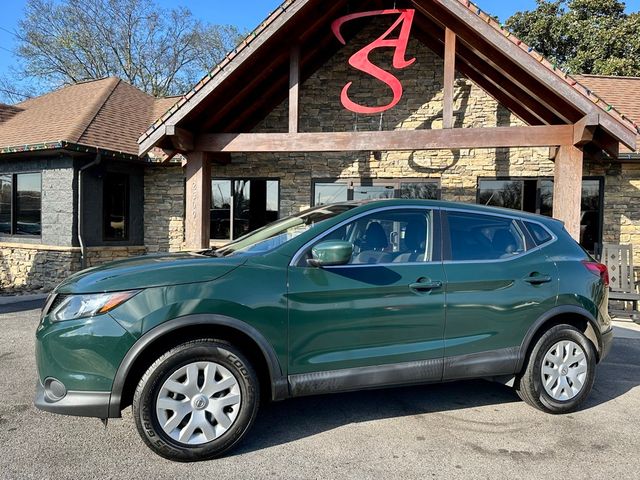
42 294 67 317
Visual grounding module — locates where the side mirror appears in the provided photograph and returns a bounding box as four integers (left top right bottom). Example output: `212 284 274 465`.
308 241 353 267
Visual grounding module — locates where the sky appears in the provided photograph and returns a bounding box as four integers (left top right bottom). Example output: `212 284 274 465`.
1 0 639 90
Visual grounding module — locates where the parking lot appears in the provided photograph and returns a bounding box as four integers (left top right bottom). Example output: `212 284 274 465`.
1 304 639 480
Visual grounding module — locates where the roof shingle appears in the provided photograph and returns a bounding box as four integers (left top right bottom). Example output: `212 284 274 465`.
0 78 178 156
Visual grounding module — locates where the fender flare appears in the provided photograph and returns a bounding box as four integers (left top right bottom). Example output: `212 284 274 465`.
516 305 602 372
108 314 288 418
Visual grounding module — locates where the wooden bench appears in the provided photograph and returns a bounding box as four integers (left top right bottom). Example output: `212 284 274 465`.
601 243 640 322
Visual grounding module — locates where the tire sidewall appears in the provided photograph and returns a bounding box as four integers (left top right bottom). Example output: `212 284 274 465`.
530 327 596 413
134 341 259 462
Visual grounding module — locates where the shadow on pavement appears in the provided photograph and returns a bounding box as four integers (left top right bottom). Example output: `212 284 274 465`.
0 298 46 315
236 337 640 456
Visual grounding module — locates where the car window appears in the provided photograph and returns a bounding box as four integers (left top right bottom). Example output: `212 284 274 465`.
447 211 526 261
525 221 553 246
300 209 433 266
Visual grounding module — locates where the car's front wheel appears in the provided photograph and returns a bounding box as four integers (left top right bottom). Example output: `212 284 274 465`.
132 339 259 461
516 324 596 414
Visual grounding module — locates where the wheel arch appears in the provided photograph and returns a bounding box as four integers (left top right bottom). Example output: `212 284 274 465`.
517 306 604 373
108 314 288 418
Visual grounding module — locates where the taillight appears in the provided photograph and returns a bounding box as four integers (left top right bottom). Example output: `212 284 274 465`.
582 261 610 286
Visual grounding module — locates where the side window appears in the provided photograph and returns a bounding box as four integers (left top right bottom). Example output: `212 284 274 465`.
447 211 526 261
525 222 553 246
301 209 434 266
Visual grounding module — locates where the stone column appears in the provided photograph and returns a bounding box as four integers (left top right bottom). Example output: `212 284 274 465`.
184 152 211 250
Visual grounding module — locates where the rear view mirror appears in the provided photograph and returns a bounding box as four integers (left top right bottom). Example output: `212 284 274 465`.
308 241 353 267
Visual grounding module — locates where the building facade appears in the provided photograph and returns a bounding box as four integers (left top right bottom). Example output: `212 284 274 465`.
2 0 640 293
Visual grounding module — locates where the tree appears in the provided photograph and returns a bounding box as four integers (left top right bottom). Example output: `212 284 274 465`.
506 0 640 76
8 0 243 99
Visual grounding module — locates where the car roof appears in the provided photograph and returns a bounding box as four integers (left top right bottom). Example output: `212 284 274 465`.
339 199 563 226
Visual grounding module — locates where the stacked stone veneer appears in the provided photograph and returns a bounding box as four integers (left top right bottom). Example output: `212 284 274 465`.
203 18 640 262
144 165 185 253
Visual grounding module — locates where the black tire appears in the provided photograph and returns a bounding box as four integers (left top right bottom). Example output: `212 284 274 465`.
515 325 596 414
133 339 259 462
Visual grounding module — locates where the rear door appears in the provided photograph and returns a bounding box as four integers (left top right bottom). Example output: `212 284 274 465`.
441 209 558 380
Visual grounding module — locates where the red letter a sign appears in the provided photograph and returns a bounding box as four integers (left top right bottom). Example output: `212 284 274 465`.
332 9 416 114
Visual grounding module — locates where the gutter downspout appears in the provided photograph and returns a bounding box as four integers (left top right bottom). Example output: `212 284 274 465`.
78 153 102 269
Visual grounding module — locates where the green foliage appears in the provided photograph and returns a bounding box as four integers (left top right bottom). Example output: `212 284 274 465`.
506 0 640 76
10 0 244 99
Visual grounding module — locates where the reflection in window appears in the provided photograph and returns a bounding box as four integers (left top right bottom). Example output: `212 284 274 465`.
312 179 440 206
103 173 128 241
211 179 280 241
0 174 11 234
0 172 42 237
16 173 42 236
477 180 523 210
314 183 349 205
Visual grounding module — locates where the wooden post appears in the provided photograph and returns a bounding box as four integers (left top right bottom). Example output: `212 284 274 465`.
184 152 211 250
289 45 300 133
443 28 456 129
553 145 583 241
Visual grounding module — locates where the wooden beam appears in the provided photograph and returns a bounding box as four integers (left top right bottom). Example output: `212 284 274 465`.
184 152 211 250
443 28 456 129
553 145 583 241
195 126 574 153
165 125 194 152
573 112 599 146
160 149 178 163
289 45 300 133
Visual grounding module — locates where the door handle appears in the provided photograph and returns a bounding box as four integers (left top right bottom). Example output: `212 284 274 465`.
409 280 443 292
523 274 552 285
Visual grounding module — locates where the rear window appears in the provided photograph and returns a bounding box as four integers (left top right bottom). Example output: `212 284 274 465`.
525 222 553 246
447 211 526 261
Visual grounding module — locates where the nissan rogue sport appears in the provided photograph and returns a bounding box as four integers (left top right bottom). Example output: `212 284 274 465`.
35 200 613 462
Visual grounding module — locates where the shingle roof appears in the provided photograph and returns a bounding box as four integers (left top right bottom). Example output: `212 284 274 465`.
575 75 640 154
0 77 178 157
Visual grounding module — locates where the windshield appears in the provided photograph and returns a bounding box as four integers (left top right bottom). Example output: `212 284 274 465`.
212 204 357 257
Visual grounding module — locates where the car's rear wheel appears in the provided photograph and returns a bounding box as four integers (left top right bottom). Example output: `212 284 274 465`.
132 339 259 462
516 324 596 414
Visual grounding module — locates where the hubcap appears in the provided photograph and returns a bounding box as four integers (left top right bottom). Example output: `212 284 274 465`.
155 362 241 445
541 340 588 401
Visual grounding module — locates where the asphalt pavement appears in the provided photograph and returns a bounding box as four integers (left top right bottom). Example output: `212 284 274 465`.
1 304 639 479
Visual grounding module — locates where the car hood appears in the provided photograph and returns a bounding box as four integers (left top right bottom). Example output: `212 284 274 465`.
55 253 246 294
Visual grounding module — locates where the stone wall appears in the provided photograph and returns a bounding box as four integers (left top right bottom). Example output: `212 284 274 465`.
0 244 149 293
144 165 185 253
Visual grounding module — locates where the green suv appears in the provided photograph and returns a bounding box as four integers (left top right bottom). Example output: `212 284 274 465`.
35 200 613 461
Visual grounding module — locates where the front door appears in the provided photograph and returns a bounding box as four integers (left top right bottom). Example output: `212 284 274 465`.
287 207 446 393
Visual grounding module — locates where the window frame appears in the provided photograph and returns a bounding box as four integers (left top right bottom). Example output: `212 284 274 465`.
476 176 604 254
211 177 281 242
311 178 441 206
0 170 43 239
102 172 130 242
291 206 442 268
441 207 556 264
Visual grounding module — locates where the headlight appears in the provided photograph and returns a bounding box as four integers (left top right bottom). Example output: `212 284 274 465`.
51 291 140 322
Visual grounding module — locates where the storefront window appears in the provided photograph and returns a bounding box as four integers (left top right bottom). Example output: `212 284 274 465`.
0 172 42 237
312 179 440 206
478 177 604 254
211 179 280 241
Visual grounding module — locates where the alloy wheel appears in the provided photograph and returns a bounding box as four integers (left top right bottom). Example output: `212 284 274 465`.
541 340 588 401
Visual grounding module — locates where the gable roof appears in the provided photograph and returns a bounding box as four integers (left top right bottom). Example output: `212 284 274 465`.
138 0 638 157
0 78 178 158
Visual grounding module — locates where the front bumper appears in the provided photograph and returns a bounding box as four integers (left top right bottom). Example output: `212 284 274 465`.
34 381 111 418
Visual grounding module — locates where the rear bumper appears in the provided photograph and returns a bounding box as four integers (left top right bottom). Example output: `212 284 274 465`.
600 327 614 362
34 381 110 419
